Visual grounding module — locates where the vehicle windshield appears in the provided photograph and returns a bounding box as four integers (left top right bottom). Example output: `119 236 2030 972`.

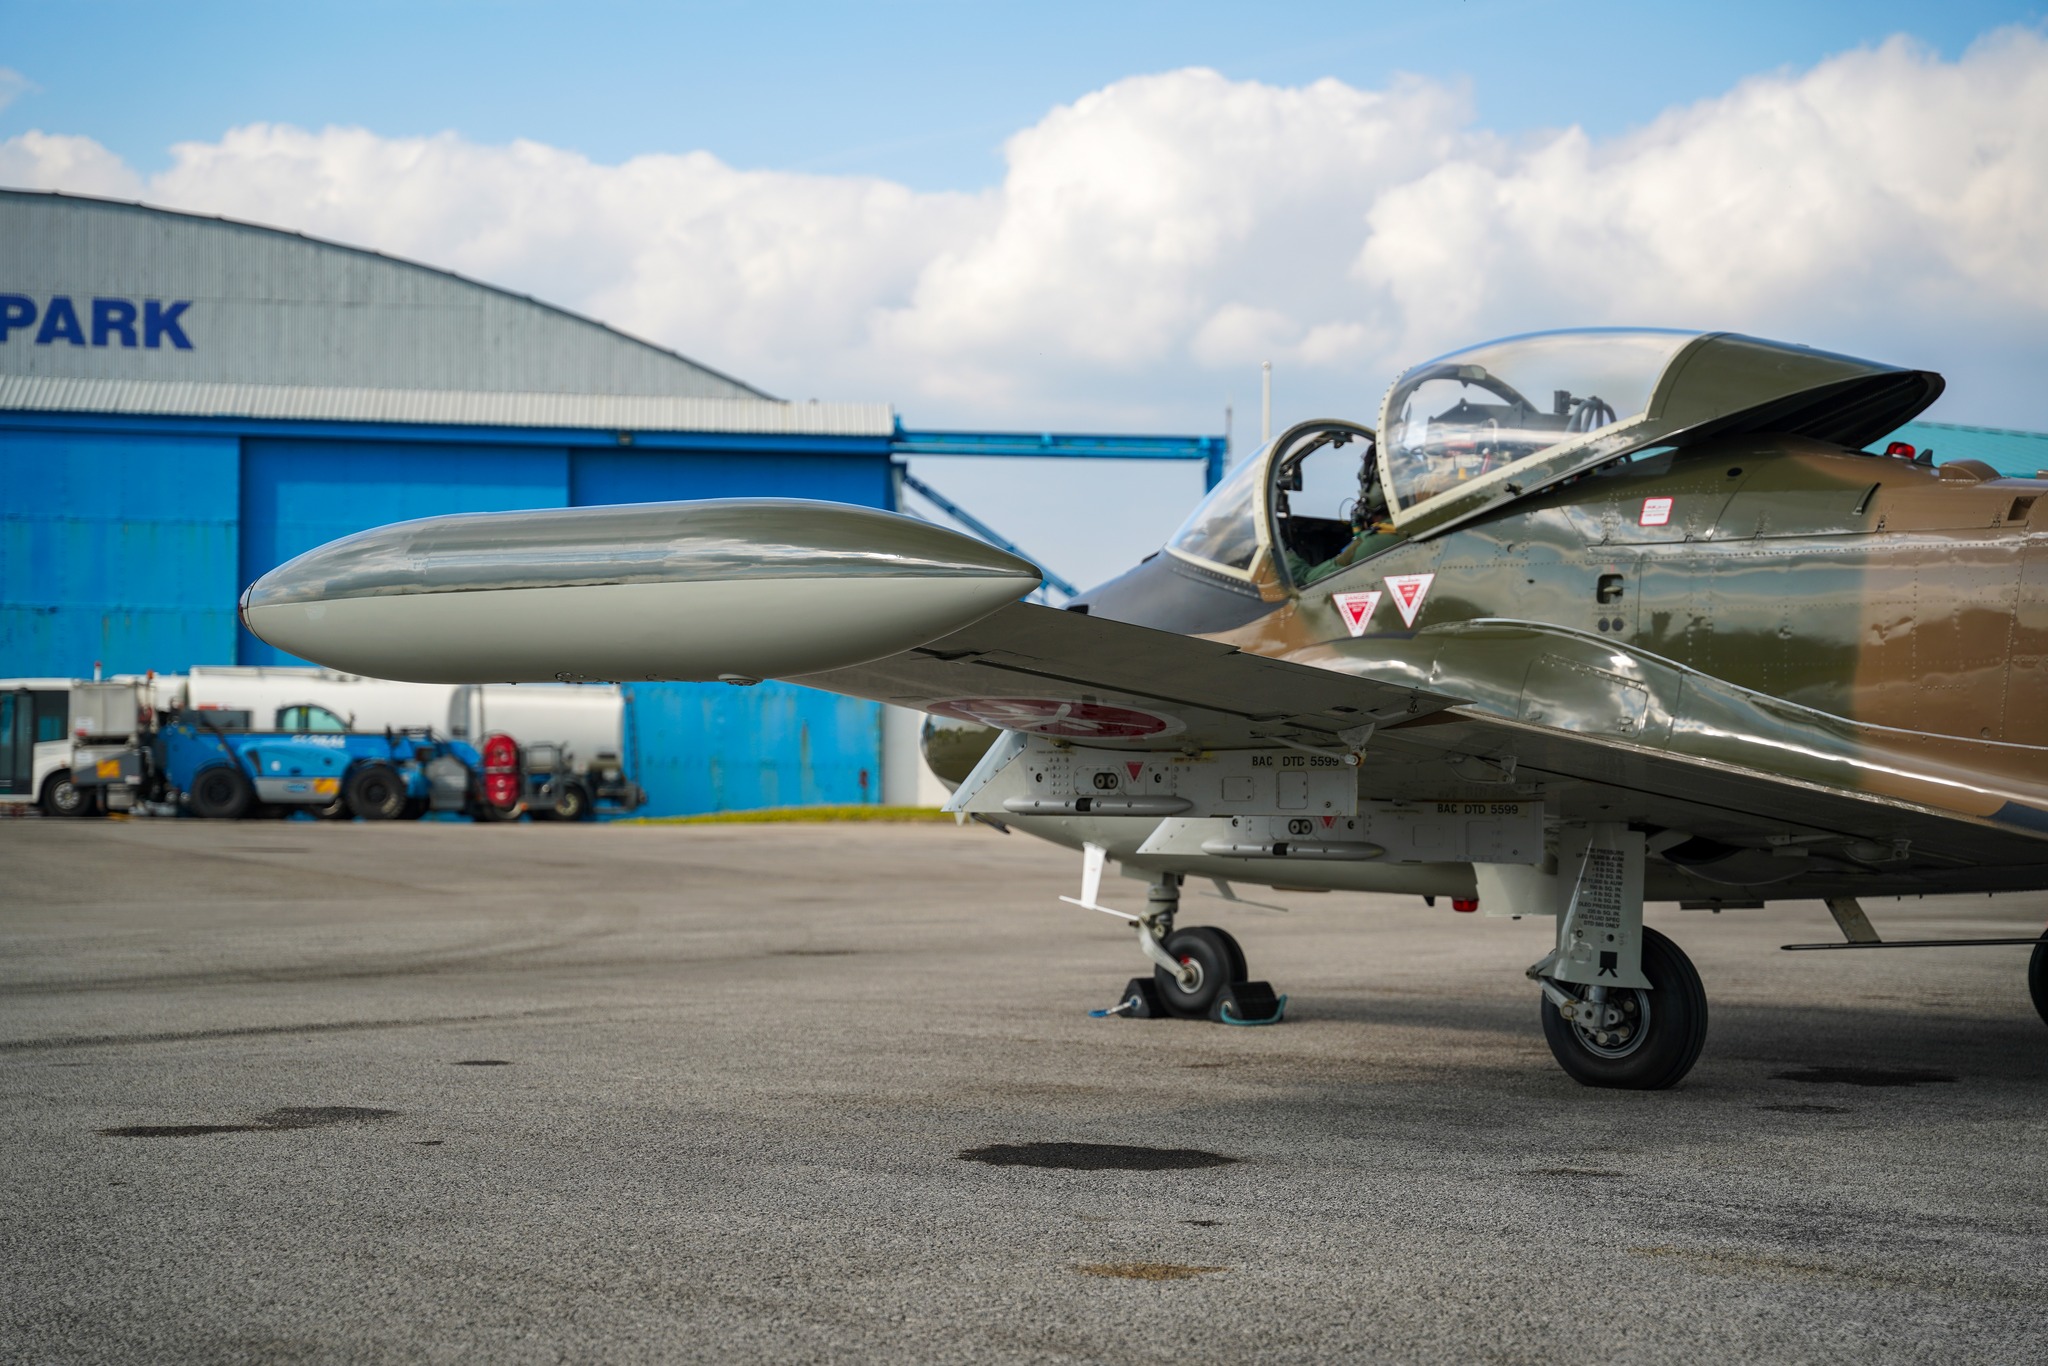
1166 452 1265 573
1379 330 1693 515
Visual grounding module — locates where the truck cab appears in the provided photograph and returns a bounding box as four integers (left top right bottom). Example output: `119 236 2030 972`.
0 682 80 814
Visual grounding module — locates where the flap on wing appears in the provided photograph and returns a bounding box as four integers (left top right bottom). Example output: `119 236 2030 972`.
792 601 1463 750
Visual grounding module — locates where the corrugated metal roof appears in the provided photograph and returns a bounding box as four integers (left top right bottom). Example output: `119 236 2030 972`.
0 375 895 437
1 190 772 400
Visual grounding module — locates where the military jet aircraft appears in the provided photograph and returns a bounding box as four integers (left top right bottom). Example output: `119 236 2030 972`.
241 328 2048 1090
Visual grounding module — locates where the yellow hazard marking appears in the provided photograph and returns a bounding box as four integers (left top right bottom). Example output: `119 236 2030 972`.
96 759 120 778
312 778 339 796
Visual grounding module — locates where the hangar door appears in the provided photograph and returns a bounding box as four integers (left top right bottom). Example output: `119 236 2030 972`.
1 430 240 677
570 446 896 817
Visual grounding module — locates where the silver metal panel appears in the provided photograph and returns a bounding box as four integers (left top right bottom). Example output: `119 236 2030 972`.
0 375 894 435
242 499 1036 607
0 190 766 399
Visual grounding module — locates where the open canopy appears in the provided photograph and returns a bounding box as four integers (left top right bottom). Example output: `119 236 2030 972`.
1372 328 1944 537
1163 328 1946 586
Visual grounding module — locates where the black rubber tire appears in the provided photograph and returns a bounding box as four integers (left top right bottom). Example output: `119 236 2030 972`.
2029 931 2048 1029
188 765 253 820
551 783 590 822
1153 927 1241 1020
346 764 407 821
472 787 524 822
314 794 350 821
41 770 94 818
1540 925 1708 1090
1208 926 1250 983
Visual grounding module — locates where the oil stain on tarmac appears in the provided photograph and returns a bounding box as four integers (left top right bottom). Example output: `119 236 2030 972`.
99 1106 398 1138
1076 1263 1227 1281
1772 1066 1956 1087
1758 1103 1853 1114
959 1142 1237 1171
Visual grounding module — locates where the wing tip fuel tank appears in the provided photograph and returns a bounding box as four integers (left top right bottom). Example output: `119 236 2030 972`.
240 498 1042 684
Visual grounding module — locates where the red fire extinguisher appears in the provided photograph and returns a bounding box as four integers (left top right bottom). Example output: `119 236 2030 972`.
480 732 523 817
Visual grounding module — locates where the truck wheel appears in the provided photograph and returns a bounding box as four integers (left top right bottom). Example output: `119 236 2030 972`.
41 770 96 818
552 783 590 822
347 764 408 821
188 766 253 820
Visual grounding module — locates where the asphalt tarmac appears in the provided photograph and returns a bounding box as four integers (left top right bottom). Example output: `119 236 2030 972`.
2 817 2045 1364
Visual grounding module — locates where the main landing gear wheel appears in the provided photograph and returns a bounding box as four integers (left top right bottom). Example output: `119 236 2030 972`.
1153 926 1248 1019
2029 931 2048 1029
1541 926 1708 1090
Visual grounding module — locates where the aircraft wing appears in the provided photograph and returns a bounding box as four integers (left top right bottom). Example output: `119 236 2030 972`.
802 605 2048 886
794 600 1464 749
240 498 2048 887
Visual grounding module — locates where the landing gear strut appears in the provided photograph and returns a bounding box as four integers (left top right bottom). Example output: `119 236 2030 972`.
1088 868 1282 1024
1132 874 1250 1018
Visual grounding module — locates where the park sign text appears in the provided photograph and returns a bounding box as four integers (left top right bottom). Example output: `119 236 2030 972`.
0 294 193 349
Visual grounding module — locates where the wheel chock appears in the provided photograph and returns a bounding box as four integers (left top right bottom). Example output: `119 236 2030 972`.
1213 980 1287 1026
1091 977 1170 1019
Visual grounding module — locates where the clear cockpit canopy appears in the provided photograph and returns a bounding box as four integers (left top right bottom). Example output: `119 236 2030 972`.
1379 329 1693 518
1165 449 1266 574
1158 327 1943 576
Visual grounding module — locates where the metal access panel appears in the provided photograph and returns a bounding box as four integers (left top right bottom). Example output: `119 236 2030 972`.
72 745 143 789
951 735 1358 819
69 682 146 743
1138 799 1544 863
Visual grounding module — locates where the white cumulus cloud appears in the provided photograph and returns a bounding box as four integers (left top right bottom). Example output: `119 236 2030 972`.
0 68 34 115
4 29 2048 584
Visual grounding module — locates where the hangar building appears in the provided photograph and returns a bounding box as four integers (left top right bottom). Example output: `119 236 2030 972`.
0 189 1223 815
10 189 2041 815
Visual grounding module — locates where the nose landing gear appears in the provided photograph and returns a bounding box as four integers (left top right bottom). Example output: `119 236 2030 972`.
1070 854 1282 1024
1151 924 1247 1019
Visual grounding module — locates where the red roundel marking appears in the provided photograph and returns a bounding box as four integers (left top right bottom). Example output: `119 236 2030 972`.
928 698 1176 738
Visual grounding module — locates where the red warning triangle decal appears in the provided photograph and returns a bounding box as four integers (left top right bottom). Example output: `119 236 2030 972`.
1383 572 1436 628
1322 815 1335 828
1125 761 1143 780
1330 590 1381 638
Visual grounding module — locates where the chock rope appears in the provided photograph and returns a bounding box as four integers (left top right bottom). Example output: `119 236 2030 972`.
1219 995 1288 1027
1089 997 1139 1019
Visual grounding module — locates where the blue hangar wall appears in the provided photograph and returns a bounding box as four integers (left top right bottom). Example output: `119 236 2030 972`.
0 413 895 816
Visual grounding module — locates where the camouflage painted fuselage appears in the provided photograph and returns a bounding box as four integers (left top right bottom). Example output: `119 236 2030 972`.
1049 433 2048 900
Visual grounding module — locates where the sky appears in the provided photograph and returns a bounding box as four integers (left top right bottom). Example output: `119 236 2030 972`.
4 0 2047 589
